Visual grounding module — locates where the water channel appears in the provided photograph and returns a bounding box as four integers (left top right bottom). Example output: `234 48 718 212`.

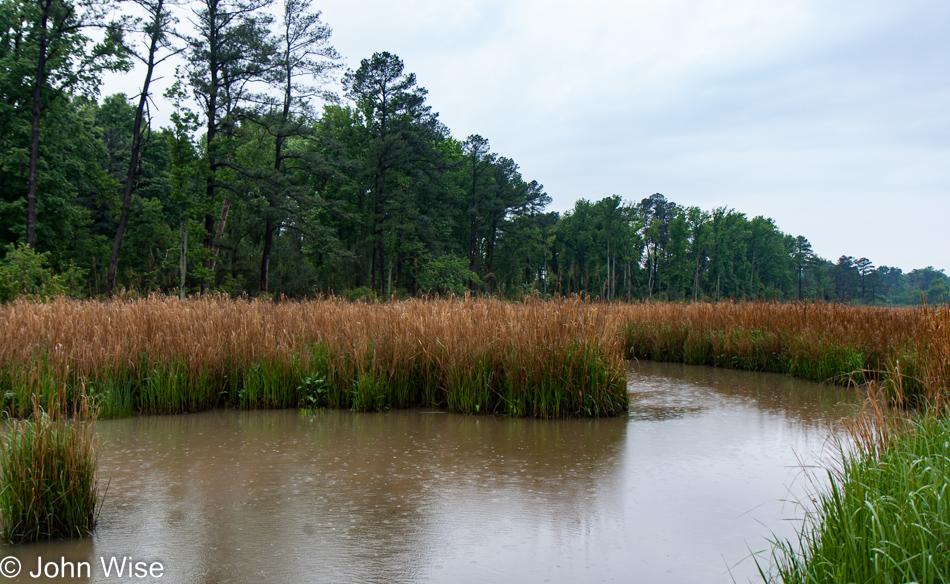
3 362 858 583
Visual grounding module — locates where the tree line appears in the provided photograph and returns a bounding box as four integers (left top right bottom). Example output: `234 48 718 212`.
0 0 945 305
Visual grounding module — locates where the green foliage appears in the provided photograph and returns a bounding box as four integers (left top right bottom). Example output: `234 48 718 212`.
298 371 328 410
556 195 640 298
444 353 495 414
0 243 86 301
0 358 64 419
350 369 387 412
417 254 479 296
344 286 375 301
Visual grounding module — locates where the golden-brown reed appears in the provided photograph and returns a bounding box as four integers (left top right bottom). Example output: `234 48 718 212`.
913 303 950 410
617 301 930 387
843 301 950 453
0 296 946 418
0 295 628 418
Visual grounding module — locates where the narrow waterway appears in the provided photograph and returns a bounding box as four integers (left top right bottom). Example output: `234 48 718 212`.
2 362 857 583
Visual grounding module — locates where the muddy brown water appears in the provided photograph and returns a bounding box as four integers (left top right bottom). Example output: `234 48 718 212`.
1 362 857 583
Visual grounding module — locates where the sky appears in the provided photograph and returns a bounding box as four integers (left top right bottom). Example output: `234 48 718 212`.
104 0 950 272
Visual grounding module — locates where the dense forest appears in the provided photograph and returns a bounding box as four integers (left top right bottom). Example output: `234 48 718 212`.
0 0 946 305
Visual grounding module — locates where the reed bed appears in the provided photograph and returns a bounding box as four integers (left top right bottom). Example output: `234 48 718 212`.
615 302 938 399
0 296 628 419
910 303 950 412
2 297 947 419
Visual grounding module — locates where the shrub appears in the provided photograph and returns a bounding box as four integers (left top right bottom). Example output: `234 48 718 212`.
0 244 85 302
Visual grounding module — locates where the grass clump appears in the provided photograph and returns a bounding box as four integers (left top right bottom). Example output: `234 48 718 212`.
769 415 950 583
0 399 100 544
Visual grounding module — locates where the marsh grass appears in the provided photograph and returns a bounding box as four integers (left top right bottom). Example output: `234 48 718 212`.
83 371 133 419
762 336 950 584
0 297 944 418
0 395 99 544
239 357 302 409
0 356 79 420
0 296 628 418
444 353 494 414
767 413 950 583
616 302 944 405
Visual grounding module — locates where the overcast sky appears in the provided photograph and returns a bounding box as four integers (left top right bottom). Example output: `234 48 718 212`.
107 0 950 272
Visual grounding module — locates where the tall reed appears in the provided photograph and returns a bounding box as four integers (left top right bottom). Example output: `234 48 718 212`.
617 302 931 395
0 296 628 418
1 297 943 418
